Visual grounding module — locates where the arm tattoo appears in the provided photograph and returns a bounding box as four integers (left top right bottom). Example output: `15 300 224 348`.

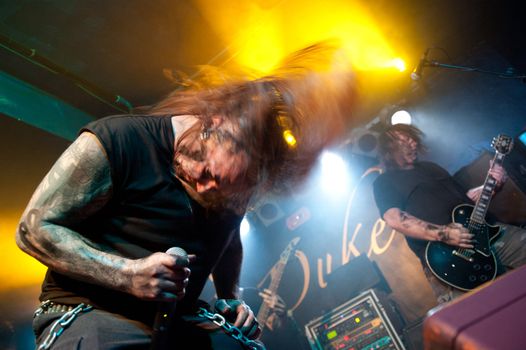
15 132 131 291
394 210 446 241
426 224 441 231
400 212 410 221
437 229 449 242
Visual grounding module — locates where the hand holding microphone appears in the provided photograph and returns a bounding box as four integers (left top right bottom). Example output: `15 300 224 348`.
162 247 191 302
150 247 193 350
153 247 191 330
127 246 194 302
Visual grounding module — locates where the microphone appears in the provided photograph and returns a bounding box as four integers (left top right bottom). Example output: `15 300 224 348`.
411 49 430 81
151 247 189 349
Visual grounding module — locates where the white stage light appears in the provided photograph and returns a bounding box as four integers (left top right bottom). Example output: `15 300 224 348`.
240 216 250 237
320 151 349 195
391 110 412 125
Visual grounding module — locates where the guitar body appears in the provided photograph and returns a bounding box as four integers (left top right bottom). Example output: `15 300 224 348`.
425 204 501 291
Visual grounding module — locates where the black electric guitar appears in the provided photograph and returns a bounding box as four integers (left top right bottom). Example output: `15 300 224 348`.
425 134 513 291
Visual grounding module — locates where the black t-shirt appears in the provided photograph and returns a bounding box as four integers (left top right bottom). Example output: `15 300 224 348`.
373 161 470 260
40 115 242 325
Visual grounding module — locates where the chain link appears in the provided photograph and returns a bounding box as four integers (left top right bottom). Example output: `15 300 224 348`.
197 307 266 350
38 303 93 350
37 304 262 349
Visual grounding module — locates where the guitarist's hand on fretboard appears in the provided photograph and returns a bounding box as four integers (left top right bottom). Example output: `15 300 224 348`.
466 185 485 202
488 160 508 188
467 161 509 202
258 288 286 315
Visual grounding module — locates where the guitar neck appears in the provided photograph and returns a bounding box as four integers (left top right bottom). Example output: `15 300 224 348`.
470 152 504 223
255 237 300 327
257 261 286 322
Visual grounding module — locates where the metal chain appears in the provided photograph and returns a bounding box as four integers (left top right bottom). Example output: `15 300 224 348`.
197 307 266 350
38 303 93 350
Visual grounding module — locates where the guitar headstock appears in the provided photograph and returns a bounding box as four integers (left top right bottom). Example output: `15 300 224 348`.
492 134 513 155
279 237 301 261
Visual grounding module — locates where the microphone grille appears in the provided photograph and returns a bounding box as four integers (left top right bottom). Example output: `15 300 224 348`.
166 246 188 257
165 247 189 266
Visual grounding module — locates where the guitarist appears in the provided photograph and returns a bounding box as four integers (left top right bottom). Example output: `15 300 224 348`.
372 124 526 304
240 237 311 350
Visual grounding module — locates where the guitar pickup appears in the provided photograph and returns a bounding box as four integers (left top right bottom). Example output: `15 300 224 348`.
452 250 474 262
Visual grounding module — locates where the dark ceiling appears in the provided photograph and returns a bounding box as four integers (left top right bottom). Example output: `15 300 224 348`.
0 0 524 121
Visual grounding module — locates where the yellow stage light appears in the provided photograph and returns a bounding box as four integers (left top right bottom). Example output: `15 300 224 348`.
391 58 406 72
283 129 297 147
0 212 46 291
194 0 408 75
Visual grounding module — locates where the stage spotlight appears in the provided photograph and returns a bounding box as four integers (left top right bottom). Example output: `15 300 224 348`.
320 151 349 195
390 110 412 125
390 58 406 72
283 129 297 148
240 216 250 237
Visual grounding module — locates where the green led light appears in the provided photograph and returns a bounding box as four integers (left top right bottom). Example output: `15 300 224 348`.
327 330 338 340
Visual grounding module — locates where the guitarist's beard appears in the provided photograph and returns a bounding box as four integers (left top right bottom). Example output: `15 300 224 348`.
400 143 418 164
390 148 418 170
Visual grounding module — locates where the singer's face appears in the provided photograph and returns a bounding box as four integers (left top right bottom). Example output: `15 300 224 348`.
174 134 250 209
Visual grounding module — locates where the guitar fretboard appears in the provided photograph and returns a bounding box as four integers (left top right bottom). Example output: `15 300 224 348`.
470 152 505 224
256 237 300 329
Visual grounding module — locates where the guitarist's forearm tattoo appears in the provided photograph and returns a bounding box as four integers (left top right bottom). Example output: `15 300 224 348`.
395 210 447 241
398 210 430 230
437 228 450 242
426 223 441 231
400 211 410 222
427 223 448 242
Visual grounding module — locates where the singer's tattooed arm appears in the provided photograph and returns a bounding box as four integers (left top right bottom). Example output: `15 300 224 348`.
383 208 473 248
15 132 131 291
16 132 199 302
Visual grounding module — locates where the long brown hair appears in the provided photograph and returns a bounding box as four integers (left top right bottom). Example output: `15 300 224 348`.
139 44 357 210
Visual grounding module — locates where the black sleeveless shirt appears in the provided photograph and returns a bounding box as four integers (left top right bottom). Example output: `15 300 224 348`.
40 115 242 325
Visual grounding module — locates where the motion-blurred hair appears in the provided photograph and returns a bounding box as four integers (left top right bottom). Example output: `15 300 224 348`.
138 42 357 210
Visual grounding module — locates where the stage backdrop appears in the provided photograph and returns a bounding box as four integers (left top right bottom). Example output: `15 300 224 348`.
230 159 438 328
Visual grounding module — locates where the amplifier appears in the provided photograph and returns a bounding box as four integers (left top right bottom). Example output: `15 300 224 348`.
305 289 405 350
